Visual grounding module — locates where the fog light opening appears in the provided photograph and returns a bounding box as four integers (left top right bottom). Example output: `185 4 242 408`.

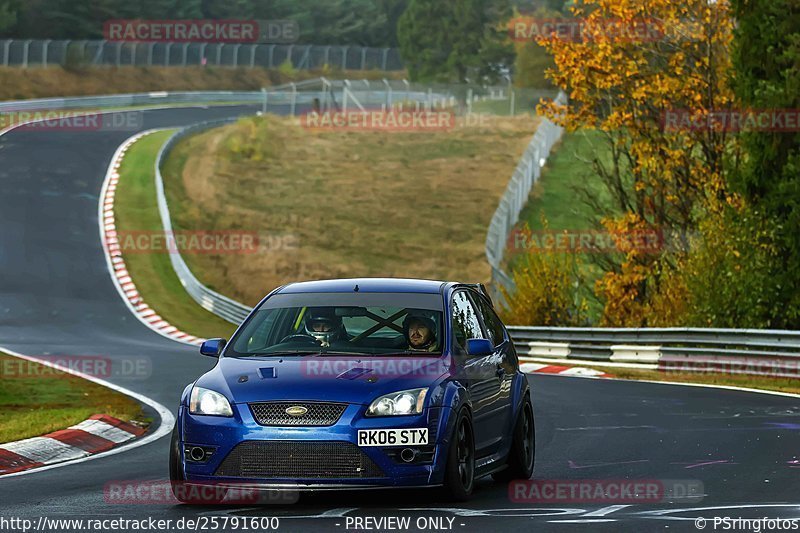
190 446 207 462
400 448 419 463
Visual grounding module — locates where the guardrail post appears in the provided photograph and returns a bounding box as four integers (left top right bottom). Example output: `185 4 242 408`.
42 39 51 68
466 88 473 115
181 43 189 66
261 87 268 113
165 42 172 66
290 82 297 115
22 39 32 68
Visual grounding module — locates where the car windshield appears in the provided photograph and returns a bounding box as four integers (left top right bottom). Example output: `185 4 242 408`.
227 292 444 357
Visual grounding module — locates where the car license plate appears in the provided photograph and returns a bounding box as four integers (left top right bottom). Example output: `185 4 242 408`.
357 428 428 447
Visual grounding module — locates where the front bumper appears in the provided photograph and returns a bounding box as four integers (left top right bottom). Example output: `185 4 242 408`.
180 402 451 488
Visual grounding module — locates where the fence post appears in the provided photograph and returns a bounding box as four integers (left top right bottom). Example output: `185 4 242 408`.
130 43 137 65
148 42 155 66
115 41 122 67
249 44 257 68
324 45 331 66
42 39 51 68
3 39 12 66
22 39 32 68
510 89 516 116
267 44 275 68
360 47 367 70
216 43 223 65
427 88 433 111
381 48 389 71
466 88 473 115
290 82 297 115
383 78 392 108
261 87 268 114
181 43 189 66
165 43 172 66
232 44 241 67
341 46 349 70
199 43 207 65
403 78 410 104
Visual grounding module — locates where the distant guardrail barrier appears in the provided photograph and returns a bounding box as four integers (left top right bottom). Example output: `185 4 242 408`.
509 326 800 378
0 39 404 71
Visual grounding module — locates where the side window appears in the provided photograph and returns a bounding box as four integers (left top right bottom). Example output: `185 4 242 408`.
450 291 486 354
474 295 506 347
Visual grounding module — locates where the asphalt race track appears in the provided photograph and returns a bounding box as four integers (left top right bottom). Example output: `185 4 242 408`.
1 106 799 532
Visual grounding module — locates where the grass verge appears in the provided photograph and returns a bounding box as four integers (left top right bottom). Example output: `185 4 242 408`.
0 352 146 444
113 130 237 339
162 113 540 307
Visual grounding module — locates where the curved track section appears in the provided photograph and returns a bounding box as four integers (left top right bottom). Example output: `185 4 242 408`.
0 106 798 531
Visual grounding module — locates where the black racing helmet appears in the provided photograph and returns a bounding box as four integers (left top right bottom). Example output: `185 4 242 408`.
304 308 345 345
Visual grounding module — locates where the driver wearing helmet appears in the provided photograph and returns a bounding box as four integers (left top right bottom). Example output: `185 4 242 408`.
403 313 438 352
304 308 347 347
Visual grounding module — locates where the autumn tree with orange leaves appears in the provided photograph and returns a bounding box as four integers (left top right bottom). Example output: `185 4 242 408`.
530 0 737 325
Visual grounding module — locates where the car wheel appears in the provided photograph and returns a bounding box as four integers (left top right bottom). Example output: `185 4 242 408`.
443 409 475 501
169 421 227 505
492 398 535 482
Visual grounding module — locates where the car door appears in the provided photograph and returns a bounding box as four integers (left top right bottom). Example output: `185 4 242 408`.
471 292 515 443
450 290 505 456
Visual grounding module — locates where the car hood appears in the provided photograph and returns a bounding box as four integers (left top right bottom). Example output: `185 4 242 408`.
196 355 453 405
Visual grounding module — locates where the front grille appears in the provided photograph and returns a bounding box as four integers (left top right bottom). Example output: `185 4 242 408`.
249 402 346 426
215 441 385 479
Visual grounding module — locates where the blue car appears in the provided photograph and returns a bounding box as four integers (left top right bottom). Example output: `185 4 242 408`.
170 278 534 502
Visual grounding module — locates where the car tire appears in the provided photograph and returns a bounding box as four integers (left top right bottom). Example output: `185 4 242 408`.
492 397 535 482
442 409 475 501
169 421 227 505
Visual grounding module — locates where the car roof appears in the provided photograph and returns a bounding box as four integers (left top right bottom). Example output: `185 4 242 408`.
277 278 449 295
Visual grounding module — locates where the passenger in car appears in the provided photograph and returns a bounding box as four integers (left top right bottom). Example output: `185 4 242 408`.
403 314 438 352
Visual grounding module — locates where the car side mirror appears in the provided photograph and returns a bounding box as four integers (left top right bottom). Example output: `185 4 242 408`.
466 338 492 356
200 338 227 358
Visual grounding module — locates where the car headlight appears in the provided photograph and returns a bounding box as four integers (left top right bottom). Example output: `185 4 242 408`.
366 388 428 417
189 386 233 417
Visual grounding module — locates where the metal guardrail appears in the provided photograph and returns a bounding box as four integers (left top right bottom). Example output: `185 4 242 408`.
485 91 568 298
0 39 403 71
508 326 800 377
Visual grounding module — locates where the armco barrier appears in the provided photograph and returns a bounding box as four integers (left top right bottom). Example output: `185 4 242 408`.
508 326 800 378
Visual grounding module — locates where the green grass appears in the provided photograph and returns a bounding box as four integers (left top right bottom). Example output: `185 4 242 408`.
0 353 146 444
506 130 617 321
113 130 238 340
